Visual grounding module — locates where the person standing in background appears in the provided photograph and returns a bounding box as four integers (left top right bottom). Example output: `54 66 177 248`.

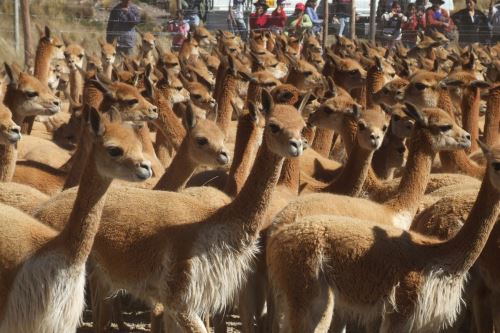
402 3 426 48
286 2 313 36
382 2 408 48
333 0 352 36
305 0 323 33
490 0 500 43
106 0 141 55
250 0 270 30
426 0 456 39
452 0 490 44
229 0 248 40
271 0 288 31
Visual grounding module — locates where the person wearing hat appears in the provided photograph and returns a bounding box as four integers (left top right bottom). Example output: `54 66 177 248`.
250 0 271 30
305 0 323 33
452 0 490 44
286 3 313 36
425 0 456 37
271 0 288 30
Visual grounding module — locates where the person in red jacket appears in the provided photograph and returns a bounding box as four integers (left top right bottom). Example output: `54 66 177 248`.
271 0 287 30
250 0 270 30
425 0 456 39
402 3 426 48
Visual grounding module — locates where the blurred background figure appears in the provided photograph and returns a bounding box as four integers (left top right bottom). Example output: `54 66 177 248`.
228 0 248 39
452 0 490 44
305 0 323 33
382 2 408 48
402 2 426 48
426 0 457 40
271 0 288 31
250 0 270 30
333 0 353 36
286 2 313 36
106 0 141 55
170 9 190 51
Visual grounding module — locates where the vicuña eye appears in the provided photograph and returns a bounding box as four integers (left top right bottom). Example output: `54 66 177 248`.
25 91 38 98
196 137 208 146
358 122 367 131
269 123 280 133
107 146 124 157
438 125 453 132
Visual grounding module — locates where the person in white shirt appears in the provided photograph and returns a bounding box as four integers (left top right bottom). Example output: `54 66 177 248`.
382 1 408 48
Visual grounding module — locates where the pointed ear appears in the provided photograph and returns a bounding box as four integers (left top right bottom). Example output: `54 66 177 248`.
238 70 256 83
261 89 274 117
477 139 491 157
230 100 243 118
227 55 237 75
375 56 383 72
144 64 155 100
44 26 51 39
107 106 123 123
61 34 71 47
207 103 218 122
112 38 118 48
470 80 490 89
297 92 312 116
4 63 17 85
403 102 427 126
183 103 197 131
90 76 115 99
350 104 361 119
379 103 392 115
88 106 105 136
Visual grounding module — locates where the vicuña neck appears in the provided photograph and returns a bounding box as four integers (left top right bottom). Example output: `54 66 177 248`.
154 138 197 191
461 86 480 153
154 93 186 151
311 128 334 158
0 144 17 182
224 114 261 197
33 41 52 85
366 68 384 108
324 140 373 196
216 73 238 136
278 158 300 195
221 138 284 236
426 169 500 275
59 151 112 266
246 82 262 105
70 69 84 104
484 84 499 146
103 63 113 80
385 127 435 216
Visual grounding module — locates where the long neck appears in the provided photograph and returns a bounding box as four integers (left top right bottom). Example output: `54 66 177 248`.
136 124 163 176
59 151 112 266
153 138 197 191
64 111 91 189
224 114 260 197
484 84 500 146
426 169 500 275
385 127 435 216
325 140 373 196
70 69 84 104
33 41 52 85
311 128 334 158
351 86 367 108
216 73 238 136
303 126 316 145
278 158 300 195
366 68 384 108
438 86 454 115
440 150 485 179
103 63 113 80
461 86 480 153
221 137 284 235
246 82 262 105
0 144 17 182
154 94 186 150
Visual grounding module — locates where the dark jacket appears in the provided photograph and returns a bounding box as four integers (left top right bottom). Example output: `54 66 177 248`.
106 3 141 48
451 8 490 43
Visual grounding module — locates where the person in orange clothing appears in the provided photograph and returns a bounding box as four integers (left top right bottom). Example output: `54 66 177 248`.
425 0 457 40
271 0 287 30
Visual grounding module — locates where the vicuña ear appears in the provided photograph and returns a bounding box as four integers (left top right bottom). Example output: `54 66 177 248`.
477 139 491 157
4 63 17 86
144 63 155 100
470 80 490 89
88 106 105 137
44 26 51 39
375 56 384 72
183 102 197 131
106 106 122 123
230 100 243 118
90 75 115 99
207 103 218 122
403 102 427 127
297 92 312 115
379 103 392 116
261 89 274 117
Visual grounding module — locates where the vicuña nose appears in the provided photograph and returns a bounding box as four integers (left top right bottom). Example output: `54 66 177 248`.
370 133 379 140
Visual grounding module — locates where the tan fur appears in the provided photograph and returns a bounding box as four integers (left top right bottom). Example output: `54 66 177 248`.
267 142 500 332
35 91 306 332
0 109 152 332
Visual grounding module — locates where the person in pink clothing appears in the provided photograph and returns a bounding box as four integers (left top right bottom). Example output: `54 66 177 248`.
170 10 190 51
402 3 426 48
271 0 287 30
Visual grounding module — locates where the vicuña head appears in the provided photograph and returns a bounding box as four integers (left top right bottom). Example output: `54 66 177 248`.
0 103 21 145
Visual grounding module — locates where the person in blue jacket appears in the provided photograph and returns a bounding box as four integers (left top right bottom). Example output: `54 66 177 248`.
305 0 323 33
106 0 141 56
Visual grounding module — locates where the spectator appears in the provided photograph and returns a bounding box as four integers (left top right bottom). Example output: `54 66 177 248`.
229 0 248 40
170 10 190 51
333 0 352 36
382 2 408 48
452 0 490 44
305 0 323 33
286 2 313 36
491 0 500 43
271 0 288 31
250 0 270 30
106 0 141 56
425 0 457 40
402 3 426 48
